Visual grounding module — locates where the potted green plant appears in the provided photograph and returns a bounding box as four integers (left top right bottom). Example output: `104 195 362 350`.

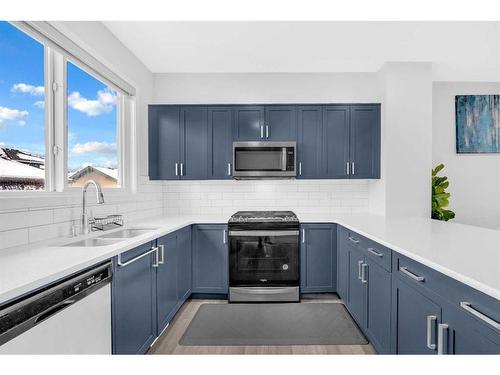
431 163 455 221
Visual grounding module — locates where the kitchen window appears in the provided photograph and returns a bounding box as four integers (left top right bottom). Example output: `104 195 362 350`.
0 21 47 190
0 21 133 193
66 61 121 188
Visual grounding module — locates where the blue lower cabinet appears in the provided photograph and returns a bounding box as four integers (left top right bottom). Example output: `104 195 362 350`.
391 275 441 354
112 242 157 354
300 224 337 293
347 246 366 326
156 233 178 334
440 299 500 354
177 226 192 301
336 226 349 300
364 259 392 353
192 224 228 294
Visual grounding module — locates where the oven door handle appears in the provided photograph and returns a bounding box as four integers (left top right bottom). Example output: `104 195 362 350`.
229 230 299 237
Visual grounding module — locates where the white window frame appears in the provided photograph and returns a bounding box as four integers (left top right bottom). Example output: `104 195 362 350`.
0 21 135 195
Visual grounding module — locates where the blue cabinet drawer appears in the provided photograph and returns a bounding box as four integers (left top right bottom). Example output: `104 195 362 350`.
339 226 391 272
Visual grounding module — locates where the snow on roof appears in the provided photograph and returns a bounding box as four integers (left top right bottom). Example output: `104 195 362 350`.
16 152 44 163
0 158 45 179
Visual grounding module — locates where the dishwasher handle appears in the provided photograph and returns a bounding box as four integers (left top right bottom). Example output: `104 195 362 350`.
34 299 76 325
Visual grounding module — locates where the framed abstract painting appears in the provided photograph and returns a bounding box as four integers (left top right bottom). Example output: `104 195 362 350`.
455 95 500 153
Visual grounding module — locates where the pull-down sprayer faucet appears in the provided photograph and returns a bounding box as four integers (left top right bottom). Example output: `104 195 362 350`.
81 180 105 234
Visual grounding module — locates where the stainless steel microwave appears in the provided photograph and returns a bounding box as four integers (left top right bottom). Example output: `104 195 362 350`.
233 141 296 179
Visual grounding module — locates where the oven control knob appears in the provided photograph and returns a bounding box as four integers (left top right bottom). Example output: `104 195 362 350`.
282 264 289 270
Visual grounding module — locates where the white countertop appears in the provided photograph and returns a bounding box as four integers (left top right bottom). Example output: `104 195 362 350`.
0 213 499 305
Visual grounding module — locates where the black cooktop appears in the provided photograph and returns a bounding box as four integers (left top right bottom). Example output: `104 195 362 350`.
229 211 298 223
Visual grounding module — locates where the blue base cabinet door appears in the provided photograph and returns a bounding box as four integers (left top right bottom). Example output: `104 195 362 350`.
364 259 392 353
112 243 157 354
208 107 233 179
177 226 192 301
391 276 441 354
192 224 228 294
336 226 349 300
300 224 337 293
156 233 178 334
347 246 366 326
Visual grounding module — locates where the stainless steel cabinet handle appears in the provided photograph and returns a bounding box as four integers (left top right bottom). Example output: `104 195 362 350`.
437 323 449 355
266 125 269 138
158 244 165 265
260 125 264 138
227 163 231 176
367 248 383 257
399 266 425 282
175 162 178 176
361 263 368 283
180 163 184 176
117 247 158 268
299 162 302 176
358 260 363 280
348 236 359 244
223 229 227 244
351 162 355 175
460 302 500 330
302 228 306 243
426 315 437 350
346 162 350 175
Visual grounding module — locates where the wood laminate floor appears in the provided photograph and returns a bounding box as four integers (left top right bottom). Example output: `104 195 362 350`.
148 295 376 355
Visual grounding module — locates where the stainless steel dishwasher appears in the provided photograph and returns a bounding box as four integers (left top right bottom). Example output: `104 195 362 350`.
0 262 112 354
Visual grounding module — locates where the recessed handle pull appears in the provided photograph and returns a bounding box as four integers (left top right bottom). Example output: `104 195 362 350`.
399 266 425 282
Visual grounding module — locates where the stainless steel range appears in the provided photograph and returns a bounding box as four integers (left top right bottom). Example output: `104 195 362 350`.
228 211 300 302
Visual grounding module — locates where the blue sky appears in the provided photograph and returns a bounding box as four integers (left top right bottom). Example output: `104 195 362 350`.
0 21 117 172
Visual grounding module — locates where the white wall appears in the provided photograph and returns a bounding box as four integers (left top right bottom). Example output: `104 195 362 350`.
0 22 160 251
153 73 381 104
371 62 433 218
433 82 500 229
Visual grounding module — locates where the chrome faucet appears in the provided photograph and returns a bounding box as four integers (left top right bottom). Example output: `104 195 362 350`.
81 180 105 234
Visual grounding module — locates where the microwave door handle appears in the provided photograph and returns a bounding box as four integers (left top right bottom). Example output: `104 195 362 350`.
281 147 287 171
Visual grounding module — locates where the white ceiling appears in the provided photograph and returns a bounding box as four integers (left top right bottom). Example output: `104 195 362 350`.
104 21 500 80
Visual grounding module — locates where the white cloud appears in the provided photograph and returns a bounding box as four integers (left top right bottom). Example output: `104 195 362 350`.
72 141 117 155
0 106 29 125
67 88 117 116
11 83 45 96
34 101 45 109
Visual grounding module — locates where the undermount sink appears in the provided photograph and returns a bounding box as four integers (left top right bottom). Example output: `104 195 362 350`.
97 227 159 239
61 238 123 247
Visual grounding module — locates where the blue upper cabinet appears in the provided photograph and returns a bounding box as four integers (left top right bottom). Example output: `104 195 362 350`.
323 105 350 179
192 224 228 294
208 107 233 179
233 106 265 141
300 224 337 293
180 106 208 180
296 106 323 178
264 105 297 141
349 104 381 179
148 105 180 180
112 243 157 354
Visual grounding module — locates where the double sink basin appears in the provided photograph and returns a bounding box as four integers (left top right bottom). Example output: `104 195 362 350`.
61 228 158 247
